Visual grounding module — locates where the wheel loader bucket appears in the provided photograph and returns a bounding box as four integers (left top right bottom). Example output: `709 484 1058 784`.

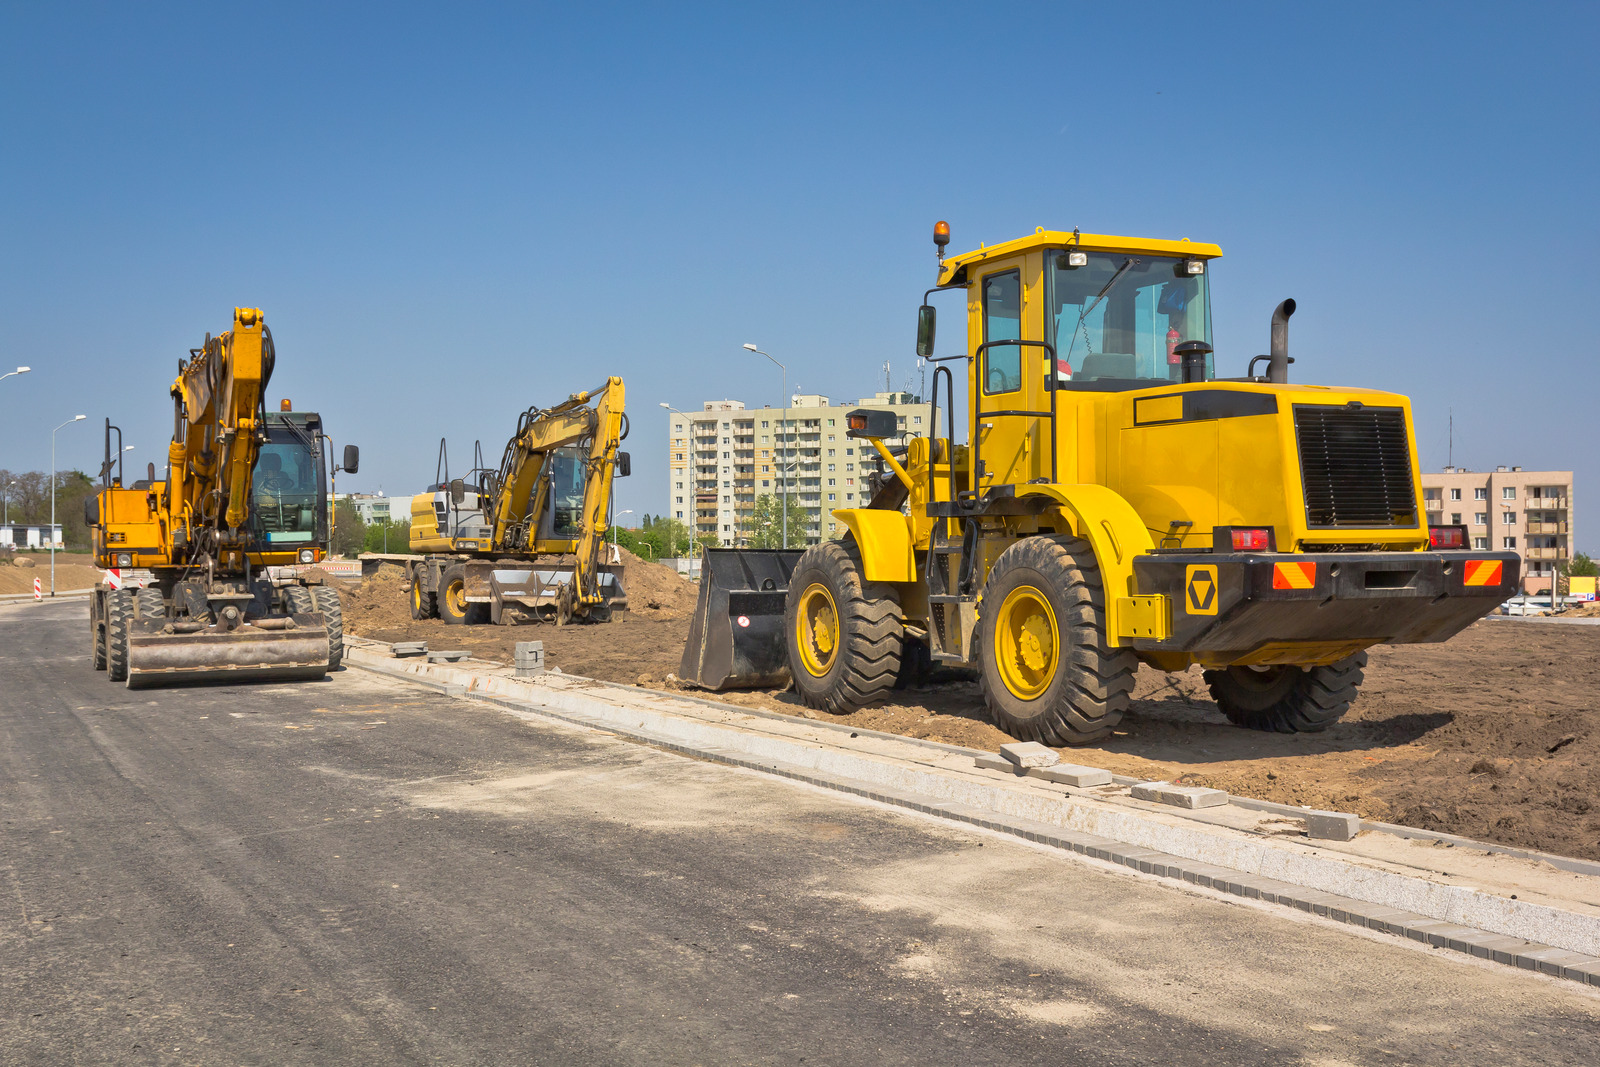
679 548 803 690
126 613 331 688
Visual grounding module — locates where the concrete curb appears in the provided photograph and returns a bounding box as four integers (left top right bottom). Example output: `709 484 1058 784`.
0 589 94 603
341 643 1600 988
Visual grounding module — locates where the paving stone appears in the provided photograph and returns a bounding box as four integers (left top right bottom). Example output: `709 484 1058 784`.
1519 947 1591 976
998 742 1059 769
1302 809 1361 842
973 754 1024 775
390 641 427 657
1028 763 1113 787
1130 781 1228 809
427 650 470 663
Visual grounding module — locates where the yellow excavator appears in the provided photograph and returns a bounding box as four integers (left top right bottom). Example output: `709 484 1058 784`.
683 224 1518 743
87 307 358 687
375 377 630 625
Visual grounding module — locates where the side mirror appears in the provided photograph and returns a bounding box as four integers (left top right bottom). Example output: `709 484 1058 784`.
449 478 466 504
615 451 631 478
915 305 936 358
342 444 360 474
84 494 100 527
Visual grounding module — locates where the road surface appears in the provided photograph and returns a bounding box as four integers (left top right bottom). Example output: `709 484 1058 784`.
3 598 1597 1065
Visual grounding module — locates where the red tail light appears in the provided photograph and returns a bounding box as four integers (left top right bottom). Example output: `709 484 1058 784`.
1231 528 1271 551
1429 525 1467 549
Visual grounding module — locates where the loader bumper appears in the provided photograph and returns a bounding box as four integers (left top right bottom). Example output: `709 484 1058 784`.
679 548 804 690
126 613 331 688
1129 550 1520 660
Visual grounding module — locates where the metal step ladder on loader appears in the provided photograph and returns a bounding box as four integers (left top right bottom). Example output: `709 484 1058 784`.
680 221 1520 745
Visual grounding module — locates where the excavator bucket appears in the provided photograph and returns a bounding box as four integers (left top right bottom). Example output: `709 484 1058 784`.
126 612 331 688
679 548 803 690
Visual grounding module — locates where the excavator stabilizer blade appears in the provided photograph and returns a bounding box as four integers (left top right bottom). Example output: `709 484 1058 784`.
126 613 331 688
679 548 803 690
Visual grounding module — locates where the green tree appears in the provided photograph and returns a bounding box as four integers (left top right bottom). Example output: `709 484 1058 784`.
362 519 411 554
1563 552 1597 578
332 497 366 558
741 493 809 548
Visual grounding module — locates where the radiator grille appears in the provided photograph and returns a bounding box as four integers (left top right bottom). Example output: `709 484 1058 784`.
1294 405 1417 528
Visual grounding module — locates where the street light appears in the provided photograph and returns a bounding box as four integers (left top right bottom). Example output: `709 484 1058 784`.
613 509 633 554
51 414 87 596
0 366 30 385
743 344 789 548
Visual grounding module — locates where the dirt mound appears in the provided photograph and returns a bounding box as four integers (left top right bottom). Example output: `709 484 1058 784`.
1561 602 1600 618
613 546 697 617
0 557 103 593
345 563 414 632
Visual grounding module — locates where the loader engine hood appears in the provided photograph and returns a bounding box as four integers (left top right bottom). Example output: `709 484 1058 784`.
1110 382 1429 553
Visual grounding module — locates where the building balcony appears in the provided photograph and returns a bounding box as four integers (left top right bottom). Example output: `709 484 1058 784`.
1527 497 1569 510
1524 547 1567 560
1526 522 1568 535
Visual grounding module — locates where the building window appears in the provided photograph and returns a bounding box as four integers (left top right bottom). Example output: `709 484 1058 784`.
723 495 730 503
1472 536 1487 549
913 416 922 425
762 480 769 487
676 511 684 519
1503 536 1516 549
675 496 683 503
1450 488 1461 500
1502 486 1516 499
828 493 836 501
1502 511 1515 525
827 419 835 426
1474 512 1487 525
1450 513 1461 524
1474 488 1487 500
723 525 730 532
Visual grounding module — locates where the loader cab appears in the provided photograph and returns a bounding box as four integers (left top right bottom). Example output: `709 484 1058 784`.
536 446 589 542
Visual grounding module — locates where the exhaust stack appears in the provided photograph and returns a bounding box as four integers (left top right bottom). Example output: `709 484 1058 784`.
1268 298 1296 383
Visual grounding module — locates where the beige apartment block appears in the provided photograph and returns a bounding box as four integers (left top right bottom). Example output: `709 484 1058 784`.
1420 466 1574 594
666 391 927 546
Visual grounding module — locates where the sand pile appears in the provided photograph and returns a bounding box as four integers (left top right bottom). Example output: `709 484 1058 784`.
613 546 697 617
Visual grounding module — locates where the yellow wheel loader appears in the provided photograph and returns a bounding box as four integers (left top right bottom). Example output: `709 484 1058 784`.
682 225 1518 742
365 377 630 625
87 308 358 687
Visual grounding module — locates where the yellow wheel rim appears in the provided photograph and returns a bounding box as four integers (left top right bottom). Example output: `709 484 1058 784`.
994 584 1059 700
795 582 840 677
412 581 422 611
445 580 466 616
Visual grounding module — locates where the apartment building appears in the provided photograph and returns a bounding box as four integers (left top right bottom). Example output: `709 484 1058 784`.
666 391 927 546
1420 467 1574 594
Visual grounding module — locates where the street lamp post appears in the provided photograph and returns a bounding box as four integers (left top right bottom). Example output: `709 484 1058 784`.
51 414 87 596
3 480 16 525
742 344 788 549
613 509 633 554
0 366 31 385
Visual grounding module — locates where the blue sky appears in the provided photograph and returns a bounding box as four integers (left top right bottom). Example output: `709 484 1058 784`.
2 3 1595 550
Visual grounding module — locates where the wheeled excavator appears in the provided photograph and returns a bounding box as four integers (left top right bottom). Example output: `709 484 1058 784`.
87 307 358 687
376 376 630 625
682 223 1519 743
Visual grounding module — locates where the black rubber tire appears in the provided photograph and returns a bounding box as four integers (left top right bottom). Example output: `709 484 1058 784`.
784 539 903 714
106 589 133 683
313 586 344 670
135 587 165 622
410 568 436 620
91 592 107 670
978 536 1137 746
439 565 471 625
286 584 315 617
1203 652 1366 733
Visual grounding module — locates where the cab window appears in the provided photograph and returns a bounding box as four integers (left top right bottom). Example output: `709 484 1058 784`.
982 270 1022 394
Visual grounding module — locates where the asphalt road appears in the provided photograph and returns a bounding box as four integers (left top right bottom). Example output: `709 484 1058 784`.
4 598 1598 1066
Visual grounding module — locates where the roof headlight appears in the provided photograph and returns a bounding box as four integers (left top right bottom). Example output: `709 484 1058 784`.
1058 250 1088 269
1184 258 1205 275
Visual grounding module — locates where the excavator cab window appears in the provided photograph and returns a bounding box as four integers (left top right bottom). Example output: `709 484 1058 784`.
539 447 588 541
1047 251 1213 387
251 432 322 543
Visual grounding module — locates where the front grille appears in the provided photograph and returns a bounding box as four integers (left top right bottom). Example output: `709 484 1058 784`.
1294 405 1417 528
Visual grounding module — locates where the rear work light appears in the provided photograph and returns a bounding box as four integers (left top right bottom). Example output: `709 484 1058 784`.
1429 525 1468 549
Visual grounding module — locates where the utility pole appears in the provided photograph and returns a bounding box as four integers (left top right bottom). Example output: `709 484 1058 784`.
743 345 788 549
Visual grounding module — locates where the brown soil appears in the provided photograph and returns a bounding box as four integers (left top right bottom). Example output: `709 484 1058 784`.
346 564 1600 860
0 552 103 594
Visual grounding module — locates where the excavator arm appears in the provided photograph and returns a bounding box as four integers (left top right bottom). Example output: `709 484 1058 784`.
168 307 274 550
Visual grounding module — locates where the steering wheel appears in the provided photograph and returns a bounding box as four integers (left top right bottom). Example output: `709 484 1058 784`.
258 470 294 492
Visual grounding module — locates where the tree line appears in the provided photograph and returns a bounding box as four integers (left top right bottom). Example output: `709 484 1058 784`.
0 468 97 549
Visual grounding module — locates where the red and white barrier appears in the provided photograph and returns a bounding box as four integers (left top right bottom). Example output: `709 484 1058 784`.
33 578 41 600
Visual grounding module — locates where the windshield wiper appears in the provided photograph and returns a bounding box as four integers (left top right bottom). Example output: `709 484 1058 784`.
1061 257 1137 369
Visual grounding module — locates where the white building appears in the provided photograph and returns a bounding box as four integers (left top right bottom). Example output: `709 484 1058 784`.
666 391 927 546
0 524 62 549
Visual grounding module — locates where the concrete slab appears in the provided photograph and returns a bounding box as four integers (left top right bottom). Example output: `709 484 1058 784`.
1029 763 1114 788
998 742 1058 769
1130 782 1229 809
